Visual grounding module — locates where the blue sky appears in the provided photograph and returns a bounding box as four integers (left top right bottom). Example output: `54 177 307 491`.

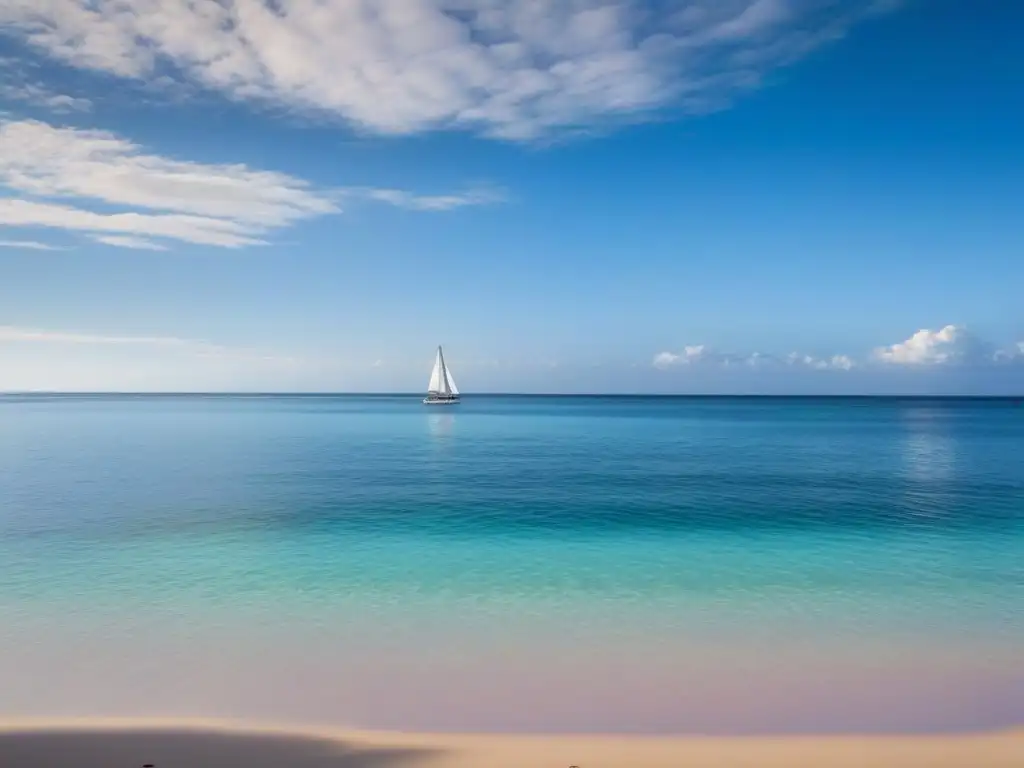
0 0 1022 393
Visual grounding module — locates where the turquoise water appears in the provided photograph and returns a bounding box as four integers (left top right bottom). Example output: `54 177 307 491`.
1 395 1022 733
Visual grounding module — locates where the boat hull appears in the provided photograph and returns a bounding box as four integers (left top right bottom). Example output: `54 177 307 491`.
423 397 460 405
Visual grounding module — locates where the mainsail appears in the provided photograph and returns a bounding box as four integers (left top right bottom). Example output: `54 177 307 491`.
427 346 459 400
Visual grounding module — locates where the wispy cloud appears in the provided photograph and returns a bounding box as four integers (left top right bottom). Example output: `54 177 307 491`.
0 119 503 250
0 0 901 141
0 198 268 248
0 239 69 251
786 353 856 371
652 351 683 370
651 344 850 371
0 325 314 391
0 324 306 368
999 342 1024 363
0 55 93 113
354 187 505 212
653 345 727 369
90 234 170 251
995 342 1024 363
0 325 219 350
0 81 92 113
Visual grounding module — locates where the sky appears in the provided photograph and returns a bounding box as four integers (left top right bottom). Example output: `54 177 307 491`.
0 0 1022 394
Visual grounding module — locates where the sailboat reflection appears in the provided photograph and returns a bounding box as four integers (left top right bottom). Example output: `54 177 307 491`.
428 412 455 438
899 407 956 517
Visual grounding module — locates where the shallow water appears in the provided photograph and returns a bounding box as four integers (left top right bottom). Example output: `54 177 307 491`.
1 395 1022 732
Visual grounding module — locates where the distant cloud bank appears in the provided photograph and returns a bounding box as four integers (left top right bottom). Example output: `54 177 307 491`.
654 326 1024 372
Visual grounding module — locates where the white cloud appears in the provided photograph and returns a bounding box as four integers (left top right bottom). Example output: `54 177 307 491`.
0 119 338 222
91 234 170 251
0 118 500 249
653 344 751 369
874 326 1024 367
0 197 267 248
0 118 337 248
680 344 710 363
0 0 900 141
0 81 92 113
652 351 682 369
873 325 992 366
0 238 68 250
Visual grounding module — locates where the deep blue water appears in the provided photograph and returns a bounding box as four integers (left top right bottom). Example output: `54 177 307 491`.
3 394 1022 534
0 395 1022 732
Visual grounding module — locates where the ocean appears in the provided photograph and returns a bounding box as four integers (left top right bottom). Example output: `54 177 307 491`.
0 394 1021 733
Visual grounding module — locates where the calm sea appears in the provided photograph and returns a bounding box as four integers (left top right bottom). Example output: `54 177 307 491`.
1 395 1021 733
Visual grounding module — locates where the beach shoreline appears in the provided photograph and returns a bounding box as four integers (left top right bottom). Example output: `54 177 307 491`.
1 719 1021 767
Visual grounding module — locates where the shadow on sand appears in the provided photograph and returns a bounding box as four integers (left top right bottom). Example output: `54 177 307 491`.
0 729 440 768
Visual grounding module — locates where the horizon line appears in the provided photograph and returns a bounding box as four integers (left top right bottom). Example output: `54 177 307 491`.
2 392 1021 400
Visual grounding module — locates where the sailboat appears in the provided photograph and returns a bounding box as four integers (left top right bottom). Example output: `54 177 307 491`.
423 345 460 405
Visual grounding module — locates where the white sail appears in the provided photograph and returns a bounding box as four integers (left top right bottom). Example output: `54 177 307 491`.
427 348 444 394
443 359 459 396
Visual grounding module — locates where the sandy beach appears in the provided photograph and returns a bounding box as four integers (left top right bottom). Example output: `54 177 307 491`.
1 720 1021 768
